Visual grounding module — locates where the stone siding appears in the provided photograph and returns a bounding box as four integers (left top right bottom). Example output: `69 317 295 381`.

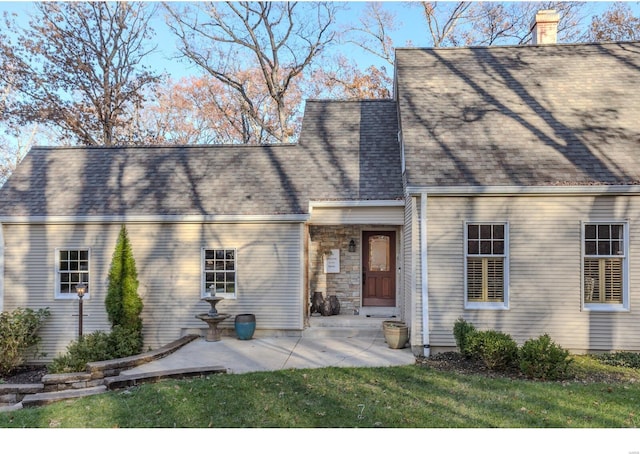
309 225 399 315
309 225 361 315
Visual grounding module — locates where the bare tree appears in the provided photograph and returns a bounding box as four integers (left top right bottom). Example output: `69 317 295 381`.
344 2 398 65
164 1 338 144
419 1 477 47
314 57 393 100
0 2 162 146
587 2 640 42
137 73 306 145
0 123 38 187
415 2 588 47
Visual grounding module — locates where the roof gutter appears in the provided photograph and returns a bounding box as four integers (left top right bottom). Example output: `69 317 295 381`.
309 200 405 211
0 214 310 225
406 185 640 197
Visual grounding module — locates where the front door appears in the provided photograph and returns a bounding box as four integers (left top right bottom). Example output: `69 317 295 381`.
362 231 396 307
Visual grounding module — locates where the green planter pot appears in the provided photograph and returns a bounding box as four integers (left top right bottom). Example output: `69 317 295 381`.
235 314 256 340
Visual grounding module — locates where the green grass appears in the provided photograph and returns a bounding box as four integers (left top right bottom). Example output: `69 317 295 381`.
1 359 639 428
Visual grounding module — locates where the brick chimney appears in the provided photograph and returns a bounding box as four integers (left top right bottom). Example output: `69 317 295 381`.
530 9 560 45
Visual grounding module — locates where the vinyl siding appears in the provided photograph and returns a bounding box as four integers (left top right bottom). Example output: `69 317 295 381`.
425 195 640 352
309 206 404 225
2 222 304 359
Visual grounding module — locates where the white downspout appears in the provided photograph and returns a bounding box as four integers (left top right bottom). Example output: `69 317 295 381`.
420 194 430 357
0 223 4 313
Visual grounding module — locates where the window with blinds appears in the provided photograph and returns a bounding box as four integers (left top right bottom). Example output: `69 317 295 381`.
583 223 626 308
465 223 508 308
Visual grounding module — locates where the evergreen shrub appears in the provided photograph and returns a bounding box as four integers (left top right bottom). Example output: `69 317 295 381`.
453 318 477 358
47 326 143 374
519 334 572 380
105 225 144 334
467 329 518 370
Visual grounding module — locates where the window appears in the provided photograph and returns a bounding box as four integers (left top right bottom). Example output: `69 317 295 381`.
465 223 508 309
56 249 90 299
583 222 628 311
203 248 236 298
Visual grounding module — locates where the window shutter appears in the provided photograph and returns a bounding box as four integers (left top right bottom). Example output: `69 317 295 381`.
486 258 504 301
584 258 622 304
467 258 483 301
604 258 622 304
467 257 504 302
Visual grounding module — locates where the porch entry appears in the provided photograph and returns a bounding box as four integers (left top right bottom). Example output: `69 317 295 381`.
362 231 396 307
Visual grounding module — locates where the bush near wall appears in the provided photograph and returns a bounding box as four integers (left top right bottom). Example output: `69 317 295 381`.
519 334 572 380
453 317 477 358
48 326 143 374
452 320 573 380
466 329 519 371
0 307 50 376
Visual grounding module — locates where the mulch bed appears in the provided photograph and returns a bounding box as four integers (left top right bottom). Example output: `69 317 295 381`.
1 366 49 385
2 352 636 385
419 351 638 384
418 351 527 380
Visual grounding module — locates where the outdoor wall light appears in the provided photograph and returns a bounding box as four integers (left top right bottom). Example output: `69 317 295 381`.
349 239 356 252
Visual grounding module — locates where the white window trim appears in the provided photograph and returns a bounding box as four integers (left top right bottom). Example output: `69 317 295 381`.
201 247 237 300
464 221 509 310
54 248 91 300
581 221 629 312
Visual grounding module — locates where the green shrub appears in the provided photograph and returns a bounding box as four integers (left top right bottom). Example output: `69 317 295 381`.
453 318 476 358
519 334 572 380
594 351 640 369
0 307 50 376
105 225 144 334
467 329 518 370
48 326 143 374
106 325 143 359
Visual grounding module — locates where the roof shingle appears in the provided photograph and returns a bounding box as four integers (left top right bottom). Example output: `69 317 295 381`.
396 42 640 187
0 100 401 217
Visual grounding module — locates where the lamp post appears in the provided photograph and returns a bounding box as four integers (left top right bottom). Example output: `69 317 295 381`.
76 282 86 337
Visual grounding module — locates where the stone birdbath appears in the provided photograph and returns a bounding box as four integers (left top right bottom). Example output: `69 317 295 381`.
196 290 230 342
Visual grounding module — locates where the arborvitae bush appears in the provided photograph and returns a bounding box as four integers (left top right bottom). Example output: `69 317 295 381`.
467 329 519 371
0 307 50 376
453 318 477 358
105 225 144 337
518 334 572 380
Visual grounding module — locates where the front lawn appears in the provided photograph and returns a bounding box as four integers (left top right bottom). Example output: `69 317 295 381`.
1 358 639 429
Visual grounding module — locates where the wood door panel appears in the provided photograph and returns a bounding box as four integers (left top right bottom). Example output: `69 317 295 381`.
381 277 392 298
362 231 396 307
366 278 377 296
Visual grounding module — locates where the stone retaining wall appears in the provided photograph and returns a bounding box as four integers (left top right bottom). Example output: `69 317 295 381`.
0 335 199 406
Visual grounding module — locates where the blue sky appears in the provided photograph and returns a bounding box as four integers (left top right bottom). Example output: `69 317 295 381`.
1 1 623 81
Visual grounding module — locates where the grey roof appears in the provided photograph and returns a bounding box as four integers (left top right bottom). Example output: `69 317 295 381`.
0 100 401 217
297 99 402 201
396 42 640 188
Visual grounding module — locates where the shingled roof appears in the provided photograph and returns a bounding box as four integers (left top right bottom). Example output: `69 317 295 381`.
0 100 401 218
396 41 640 188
